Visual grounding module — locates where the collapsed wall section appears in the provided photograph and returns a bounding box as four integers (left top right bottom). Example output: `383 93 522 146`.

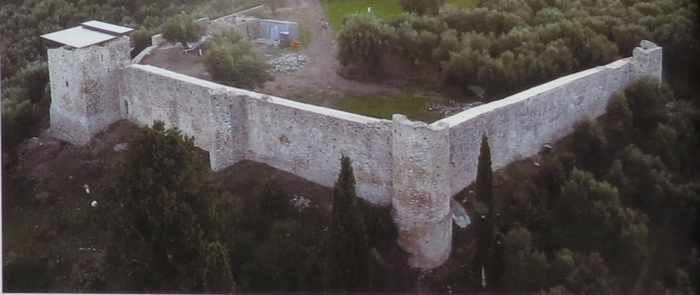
438 42 662 197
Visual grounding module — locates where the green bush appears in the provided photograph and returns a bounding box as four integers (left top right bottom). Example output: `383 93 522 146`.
162 13 203 47
107 121 217 290
131 28 153 57
202 241 236 292
572 120 609 175
2 96 34 148
337 14 396 73
203 31 272 89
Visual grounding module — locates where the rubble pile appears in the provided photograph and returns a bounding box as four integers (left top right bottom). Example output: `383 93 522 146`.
269 53 306 73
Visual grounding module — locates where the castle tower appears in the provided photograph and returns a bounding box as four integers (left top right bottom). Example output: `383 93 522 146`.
42 21 133 145
392 115 453 269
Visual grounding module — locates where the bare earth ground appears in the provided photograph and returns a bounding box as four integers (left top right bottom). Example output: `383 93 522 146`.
259 0 403 107
142 0 403 108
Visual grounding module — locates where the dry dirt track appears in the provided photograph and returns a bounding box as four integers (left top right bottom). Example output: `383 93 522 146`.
259 0 402 107
142 0 403 108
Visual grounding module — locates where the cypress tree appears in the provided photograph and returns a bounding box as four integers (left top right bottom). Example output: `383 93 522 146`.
325 156 371 292
474 134 497 288
202 241 236 293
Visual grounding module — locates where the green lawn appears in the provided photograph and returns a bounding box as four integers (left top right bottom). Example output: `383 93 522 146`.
335 92 444 123
323 0 479 31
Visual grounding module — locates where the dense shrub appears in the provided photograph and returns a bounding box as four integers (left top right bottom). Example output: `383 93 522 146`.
106 121 229 291
1 96 34 148
162 13 202 47
572 120 609 175
131 28 153 57
337 14 396 73
204 31 272 89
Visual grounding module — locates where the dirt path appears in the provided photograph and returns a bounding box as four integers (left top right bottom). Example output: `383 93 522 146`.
260 0 402 107
142 0 403 108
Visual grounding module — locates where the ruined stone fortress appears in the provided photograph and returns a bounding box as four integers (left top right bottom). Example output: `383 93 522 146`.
42 21 662 269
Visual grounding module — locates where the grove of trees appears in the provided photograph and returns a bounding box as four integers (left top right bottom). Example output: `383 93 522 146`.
203 30 272 89
337 0 698 98
465 79 700 293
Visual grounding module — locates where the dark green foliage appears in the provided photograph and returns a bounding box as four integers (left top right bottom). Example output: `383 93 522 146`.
604 92 634 150
552 169 650 268
474 134 499 286
1 61 48 149
3 257 50 292
107 121 227 291
337 14 396 73
325 156 372 292
564 253 616 294
489 79 698 293
1 96 35 148
214 178 327 292
131 28 153 57
251 219 324 291
5 61 49 103
477 134 494 217
400 0 445 15
337 0 697 97
572 119 609 176
202 241 236 292
162 13 203 47
204 30 272 89
624 78 672 131
500 226 549 291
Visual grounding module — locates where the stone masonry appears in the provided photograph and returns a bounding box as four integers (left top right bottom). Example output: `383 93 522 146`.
48 36 131 145
47 35 662 269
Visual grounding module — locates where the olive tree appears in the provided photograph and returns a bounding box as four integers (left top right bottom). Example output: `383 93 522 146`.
337 14 396 73
203 31 272 89
162 13 203 48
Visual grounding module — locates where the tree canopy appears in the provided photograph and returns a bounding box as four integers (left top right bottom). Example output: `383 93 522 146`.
203 30 272 89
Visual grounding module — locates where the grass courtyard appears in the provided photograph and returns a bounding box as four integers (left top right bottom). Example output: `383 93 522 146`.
335 91 448 123
322 0 479 30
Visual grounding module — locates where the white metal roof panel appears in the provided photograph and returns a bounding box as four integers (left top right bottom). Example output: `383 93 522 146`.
81 20 133 35
41 26 117 48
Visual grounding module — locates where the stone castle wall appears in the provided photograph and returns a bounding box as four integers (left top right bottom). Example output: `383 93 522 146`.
48 38 662 269
123 64 395 205
438 42 662 196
